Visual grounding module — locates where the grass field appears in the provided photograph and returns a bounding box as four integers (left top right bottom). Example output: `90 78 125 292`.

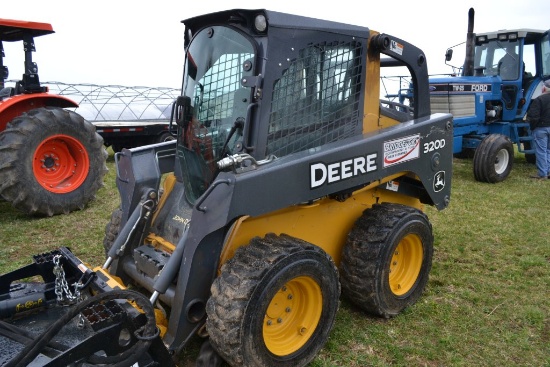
0 150 548 366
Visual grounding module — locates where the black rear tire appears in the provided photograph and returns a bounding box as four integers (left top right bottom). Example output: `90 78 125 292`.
522 141 536 164
0 107 107 216
206 233 340 367
340 203 433 318
453 148 475 159
472 134 514 183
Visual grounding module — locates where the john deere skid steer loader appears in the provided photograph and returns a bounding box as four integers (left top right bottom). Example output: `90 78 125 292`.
0 9 453 366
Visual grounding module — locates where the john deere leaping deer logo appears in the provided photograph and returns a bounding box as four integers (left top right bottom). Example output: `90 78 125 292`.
434 171 446 192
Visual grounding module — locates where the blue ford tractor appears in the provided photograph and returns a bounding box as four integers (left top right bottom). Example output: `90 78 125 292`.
430 8 550 182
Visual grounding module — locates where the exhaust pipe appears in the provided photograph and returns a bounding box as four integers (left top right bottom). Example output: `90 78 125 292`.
462 8 475 76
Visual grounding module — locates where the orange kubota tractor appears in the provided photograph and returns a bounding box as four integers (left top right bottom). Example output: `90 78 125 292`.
0 18 107 216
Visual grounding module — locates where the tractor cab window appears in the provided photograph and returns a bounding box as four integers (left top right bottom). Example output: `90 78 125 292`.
495 41 520 80
474 39 520 80
522 44 536 78
179 26 254 203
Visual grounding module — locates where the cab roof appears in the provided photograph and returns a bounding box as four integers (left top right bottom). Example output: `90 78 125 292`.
475 28 547 44
182 9 371 39
0 18 54 42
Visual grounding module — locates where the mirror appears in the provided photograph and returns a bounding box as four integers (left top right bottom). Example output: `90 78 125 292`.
445 49 453 62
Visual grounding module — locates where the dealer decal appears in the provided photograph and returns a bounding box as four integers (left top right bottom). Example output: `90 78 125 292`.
310 153 378 189
383 134 420 167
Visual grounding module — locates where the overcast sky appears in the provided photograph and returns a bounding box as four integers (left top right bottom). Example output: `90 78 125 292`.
3 0 549 88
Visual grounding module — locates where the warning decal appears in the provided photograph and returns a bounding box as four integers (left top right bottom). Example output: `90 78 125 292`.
390 40 404 55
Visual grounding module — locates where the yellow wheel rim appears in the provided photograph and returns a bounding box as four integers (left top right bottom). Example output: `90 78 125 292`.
389 233 423 296
263 276 322 356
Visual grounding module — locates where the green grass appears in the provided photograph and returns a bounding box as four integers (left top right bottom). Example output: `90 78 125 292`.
1 151 549 366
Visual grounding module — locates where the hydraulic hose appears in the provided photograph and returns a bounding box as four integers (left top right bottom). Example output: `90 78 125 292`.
150 223 189 304
103 203 144 269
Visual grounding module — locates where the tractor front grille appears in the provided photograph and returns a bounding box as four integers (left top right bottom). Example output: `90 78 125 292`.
430 94 475 118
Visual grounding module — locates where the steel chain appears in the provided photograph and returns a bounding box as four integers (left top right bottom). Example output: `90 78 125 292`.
53 254 80 303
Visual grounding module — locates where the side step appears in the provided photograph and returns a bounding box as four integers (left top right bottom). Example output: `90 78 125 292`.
511 122 535 154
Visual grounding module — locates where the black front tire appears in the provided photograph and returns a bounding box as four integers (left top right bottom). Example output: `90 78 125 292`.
0 107 108 216
206 233 340 367
472 134 514 183
340 203 433 318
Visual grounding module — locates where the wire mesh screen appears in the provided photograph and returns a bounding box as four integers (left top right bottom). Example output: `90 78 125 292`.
195 53 252 122
267 41 362 157
190 53 253 158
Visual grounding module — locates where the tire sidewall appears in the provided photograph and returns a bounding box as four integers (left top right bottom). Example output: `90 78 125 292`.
242 250 340 367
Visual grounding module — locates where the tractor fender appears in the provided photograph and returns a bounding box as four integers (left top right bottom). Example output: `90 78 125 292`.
0 93 79 131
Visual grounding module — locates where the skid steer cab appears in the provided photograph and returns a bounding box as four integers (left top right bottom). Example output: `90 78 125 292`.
0 9 453 367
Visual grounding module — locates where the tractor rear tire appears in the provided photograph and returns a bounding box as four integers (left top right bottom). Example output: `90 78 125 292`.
0 107 107 216
206 233 340 367
453 148 475 159
472 134 514 183
525 152 536 164
522 141 536 164
340 202 433 318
